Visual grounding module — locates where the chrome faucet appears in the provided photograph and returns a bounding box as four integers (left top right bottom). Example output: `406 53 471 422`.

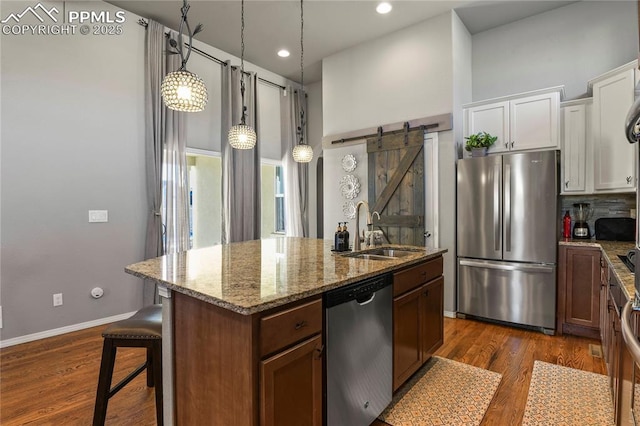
354 201 372 251
370 211 381 246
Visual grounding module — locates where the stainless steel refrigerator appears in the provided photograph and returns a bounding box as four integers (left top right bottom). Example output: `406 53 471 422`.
457 150 558 333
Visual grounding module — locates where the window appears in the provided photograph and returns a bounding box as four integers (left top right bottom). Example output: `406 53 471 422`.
187 150 222 248
275 166 285 233
261 163 285 237
180 152 284 247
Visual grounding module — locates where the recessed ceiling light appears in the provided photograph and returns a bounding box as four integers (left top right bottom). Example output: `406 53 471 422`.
376 2 392 14
277 49 290 58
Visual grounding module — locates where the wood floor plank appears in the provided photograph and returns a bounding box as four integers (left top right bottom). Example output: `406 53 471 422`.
1 317 606 425
1 325 156 426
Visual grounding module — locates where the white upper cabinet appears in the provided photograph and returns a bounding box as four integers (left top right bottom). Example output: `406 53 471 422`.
560 100 590 194
465 101 510 154
509 92 560 151
591 64 637 192
464 87 562 155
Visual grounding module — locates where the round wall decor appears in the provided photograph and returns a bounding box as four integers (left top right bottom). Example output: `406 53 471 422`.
342 201 356 219
341 154 357 172
339 175 360 200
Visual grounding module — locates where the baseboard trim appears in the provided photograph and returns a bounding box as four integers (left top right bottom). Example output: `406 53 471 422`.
0 311 137 349
444 310 457 318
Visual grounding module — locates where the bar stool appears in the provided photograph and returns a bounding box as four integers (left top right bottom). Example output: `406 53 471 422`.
92 305 163 426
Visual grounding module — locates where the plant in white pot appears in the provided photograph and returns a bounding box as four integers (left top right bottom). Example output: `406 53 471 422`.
464 132 498 157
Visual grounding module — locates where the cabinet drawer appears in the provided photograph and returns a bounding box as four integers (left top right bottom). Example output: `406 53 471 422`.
394 257 443 297
260 298 322 357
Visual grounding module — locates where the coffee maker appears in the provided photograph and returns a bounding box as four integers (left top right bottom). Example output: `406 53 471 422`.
572 203 593 239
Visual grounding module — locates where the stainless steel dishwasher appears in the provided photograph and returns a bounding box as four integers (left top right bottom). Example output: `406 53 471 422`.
325 273 392 426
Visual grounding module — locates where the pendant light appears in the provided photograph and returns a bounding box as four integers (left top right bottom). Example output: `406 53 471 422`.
161 0 208 112
292 0 313 163
228 0 257 150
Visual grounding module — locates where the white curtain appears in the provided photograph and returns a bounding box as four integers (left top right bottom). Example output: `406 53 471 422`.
281 88 308 237
221 61 261 243
163 31 190 254
143 20 165 305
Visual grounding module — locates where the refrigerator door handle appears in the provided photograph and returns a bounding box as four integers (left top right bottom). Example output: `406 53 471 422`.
504 163 511 252
494 163 501 252
459 259 554 274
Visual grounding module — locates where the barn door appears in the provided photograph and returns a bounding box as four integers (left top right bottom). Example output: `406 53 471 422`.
367 129 424 246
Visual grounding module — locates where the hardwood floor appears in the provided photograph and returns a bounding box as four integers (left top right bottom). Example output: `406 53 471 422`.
437 317 606 425
1 326 156 425
1 317 605 425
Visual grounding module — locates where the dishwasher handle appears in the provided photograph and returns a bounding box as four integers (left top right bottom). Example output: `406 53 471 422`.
356 293 375 305
324 273 391 308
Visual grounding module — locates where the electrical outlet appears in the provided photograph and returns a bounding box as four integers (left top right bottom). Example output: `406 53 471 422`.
88 210 108 223
53 293 63 307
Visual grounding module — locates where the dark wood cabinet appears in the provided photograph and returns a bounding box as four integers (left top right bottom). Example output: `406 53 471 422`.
600 257 609 346
260 334 323 426
557 245 601 338
393 285 423 390
421 277 444 358
392 258 444 391
173 292 323 426
599 255 635 426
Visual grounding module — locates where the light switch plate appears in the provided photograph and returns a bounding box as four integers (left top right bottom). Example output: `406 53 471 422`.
88 210 108 223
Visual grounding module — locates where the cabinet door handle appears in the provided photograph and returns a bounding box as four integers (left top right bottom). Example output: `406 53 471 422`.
314 344 325 359
504 142 509 149
294 320 307 330
424 289 429 297
627 176 633 184
565 181 569 188
510 141 514 148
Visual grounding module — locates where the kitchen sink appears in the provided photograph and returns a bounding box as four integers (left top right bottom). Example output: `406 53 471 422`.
367 248 419 258
342 247 423 260
350 253 395 261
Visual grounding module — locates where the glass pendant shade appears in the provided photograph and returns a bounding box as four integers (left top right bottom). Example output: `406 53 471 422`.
161 70 208 112
228 123 257 149
292 144 313 163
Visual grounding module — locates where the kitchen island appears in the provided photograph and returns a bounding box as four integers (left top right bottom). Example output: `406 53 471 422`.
125 237 447 425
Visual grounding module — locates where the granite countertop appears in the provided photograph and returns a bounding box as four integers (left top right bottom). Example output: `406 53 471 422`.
125 237 447 315
559 239 635 301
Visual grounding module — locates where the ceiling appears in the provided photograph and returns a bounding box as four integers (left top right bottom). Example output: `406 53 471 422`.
107 0 577 84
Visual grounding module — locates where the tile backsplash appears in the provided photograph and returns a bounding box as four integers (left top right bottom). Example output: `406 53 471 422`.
560 194 636 237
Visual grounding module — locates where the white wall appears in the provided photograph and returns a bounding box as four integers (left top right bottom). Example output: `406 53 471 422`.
0 0 295 343
472 1 638 101
322 11 458 313
322 12 453 136
322 143 368 243
1 1 146 341
452 10 472 157
439 11 472 312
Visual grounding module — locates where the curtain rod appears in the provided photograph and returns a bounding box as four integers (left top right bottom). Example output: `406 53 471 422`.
137 18 286 91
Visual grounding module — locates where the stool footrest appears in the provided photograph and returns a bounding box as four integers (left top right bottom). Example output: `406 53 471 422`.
108 362 148 398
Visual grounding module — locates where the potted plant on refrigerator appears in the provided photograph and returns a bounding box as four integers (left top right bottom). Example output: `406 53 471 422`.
464 132 498 157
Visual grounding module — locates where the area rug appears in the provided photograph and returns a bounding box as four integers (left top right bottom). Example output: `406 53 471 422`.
521 360 614 426
378 356 502 426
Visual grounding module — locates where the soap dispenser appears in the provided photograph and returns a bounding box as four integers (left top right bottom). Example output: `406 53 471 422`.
342 222 350 251
334 223 342 251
